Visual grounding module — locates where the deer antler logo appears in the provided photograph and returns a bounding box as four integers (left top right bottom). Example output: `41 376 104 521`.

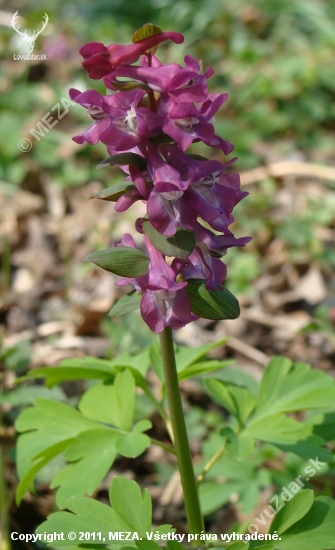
12 11 49 54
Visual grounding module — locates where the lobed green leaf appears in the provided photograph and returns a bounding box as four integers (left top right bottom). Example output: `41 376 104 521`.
116 420 152 458
205 379 256 425
16 399 97 480
51 429 119 508
79 370 135 431
252 358 335 420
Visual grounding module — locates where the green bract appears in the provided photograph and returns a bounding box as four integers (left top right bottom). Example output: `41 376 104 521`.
109 291 142 318
96 153 147 171
143 220 196 259
186 279 240 320
83 247 150 277
91 182 137 202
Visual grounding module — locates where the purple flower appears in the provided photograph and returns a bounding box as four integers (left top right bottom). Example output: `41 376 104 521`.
147 185 198 236
192 223 252 254
114 235 196 333
69 88 110 144
141 237 195 332
69 88 162 151
103 55 212 104
173 248 227 291
141 287 194 333
80 32 184 79
172 223 251 291
145 146 192 191
158 99 214 151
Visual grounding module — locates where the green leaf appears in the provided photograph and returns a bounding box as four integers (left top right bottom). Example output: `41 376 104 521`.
197 433 259 481
205 379 257 425
185 279 240 320
111 349 151 378
199 480 246 516
83 247 149 277
178 360 233 382
311 412 335 441
272 494 335 549
149 340 228 383
91 182 136 202
16 399 97 480
143 220 195 258
245 413 333 462
110 476 152 534
220 427 255 460
269 489 314 535
116 420 151 458
245 414 305 442
96 153 147 171
51 429 119 508
273 433 333 462
16 439 73 504
22 357 118 387
109 291 142 319
0 384 66 406
239 481 260 514
36 477 152 545
213 367 259 396
175 339 227 372
252 358 335 420
79 370 135 431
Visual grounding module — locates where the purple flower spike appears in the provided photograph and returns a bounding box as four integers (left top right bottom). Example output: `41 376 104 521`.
72 26 251 331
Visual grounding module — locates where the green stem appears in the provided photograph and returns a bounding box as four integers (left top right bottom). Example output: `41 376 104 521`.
144 388 174 441
196 444 226 485
159 327 204 536
150 438 176 455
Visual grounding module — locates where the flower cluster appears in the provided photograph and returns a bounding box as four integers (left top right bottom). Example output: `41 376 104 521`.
71 26 251 333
